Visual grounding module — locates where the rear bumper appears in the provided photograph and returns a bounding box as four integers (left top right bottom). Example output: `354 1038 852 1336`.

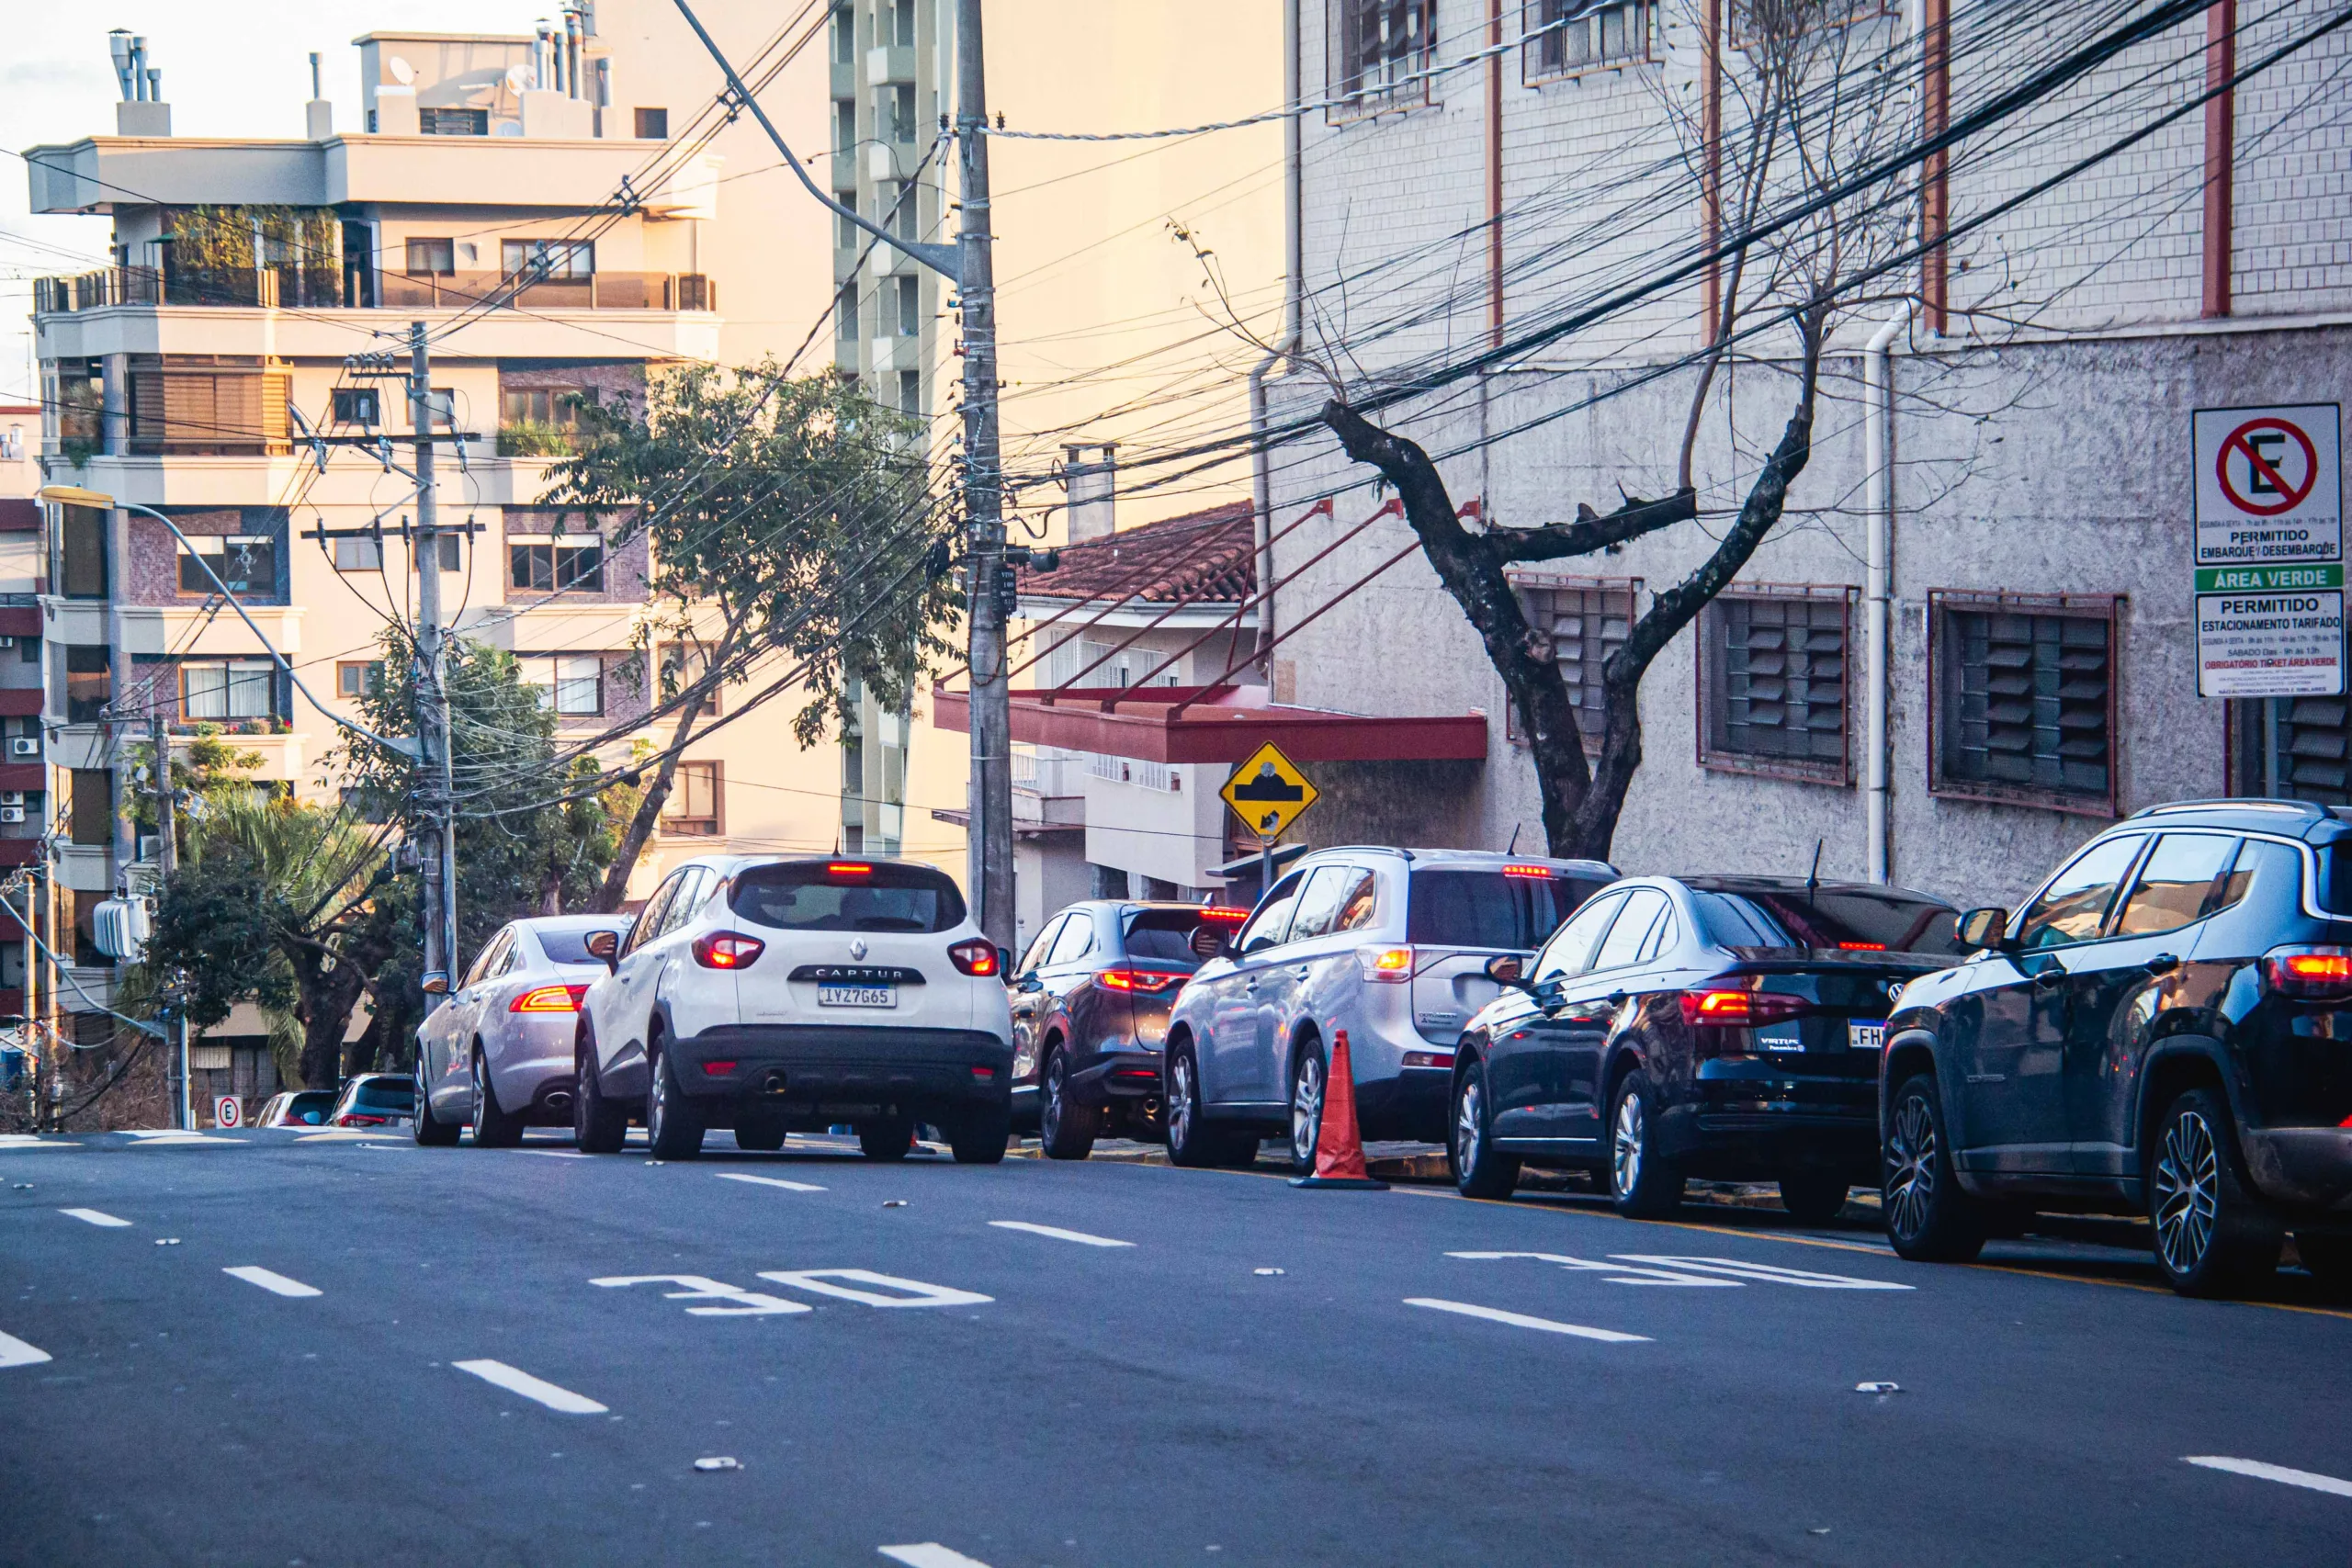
673 1024 1012 1120
1356 1066 1452 1143
1663 1062 1882 1179
2241 1125 2352 1212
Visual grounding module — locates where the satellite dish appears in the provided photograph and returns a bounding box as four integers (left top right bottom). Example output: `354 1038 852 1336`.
505 63 529 94
388 55 415 85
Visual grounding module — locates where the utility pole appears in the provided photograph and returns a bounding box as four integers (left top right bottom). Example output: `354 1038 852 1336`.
409 321 458 1004
147 711 186 1128
956 0 1012 953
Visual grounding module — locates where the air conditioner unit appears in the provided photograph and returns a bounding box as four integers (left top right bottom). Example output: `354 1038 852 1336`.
0 793 23 807
7 739 37 758
0 808 25 824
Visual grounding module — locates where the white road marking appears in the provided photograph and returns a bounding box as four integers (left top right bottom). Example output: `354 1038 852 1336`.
1404 1298 1651 1344
0 1135 77 1150
988 1220 1134 1248
122 1133 242 1145
223 1266 322 1298
758 1269 994 1309
60 1208 130 1228
879 1546 995 1568
716 1172 827 1192
2184 1456 2352 1499
1611 1255 1914 1291
295 1130 400 1144
516 1149 592 1159
451 1359 608 1415
1448 1250 1737 1287
591 1274 812 1316
0 1329 51 1369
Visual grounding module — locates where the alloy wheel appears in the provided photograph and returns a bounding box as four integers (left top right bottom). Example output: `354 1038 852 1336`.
1291 1052 1326 1166
1042 1054 1066 1145
1886 1092 1938 1241
2153 1107 2221 1276
648 1051 670 1144
471 1055 490 1130
1168 1055 1195 1150
1454 1076 1483 1175
1611 1092 1645 1199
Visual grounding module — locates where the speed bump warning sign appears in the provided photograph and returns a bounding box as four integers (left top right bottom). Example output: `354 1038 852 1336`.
1219 742 1318 840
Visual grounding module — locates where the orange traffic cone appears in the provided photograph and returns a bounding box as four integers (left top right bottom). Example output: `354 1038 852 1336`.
1290 1029 1388 1190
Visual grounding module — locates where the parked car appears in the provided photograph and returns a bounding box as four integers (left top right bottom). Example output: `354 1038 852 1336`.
1882 800 2352 1297
1451 875 1962 1220
1008 900 1231 1158
253 1089 335 1128
1164 849 1617 1170
573 855 1016 1163
329 1074 416 1130
413 914 630 1147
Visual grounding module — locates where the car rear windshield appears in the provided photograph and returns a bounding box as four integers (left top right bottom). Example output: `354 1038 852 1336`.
1690 888 1962 955
1406 869 1609 950
1122 908 1208 964
2315 840 2352 915
288 1091 334 1112
730 862 967 934
351 1079 413 1111
537 927 625 964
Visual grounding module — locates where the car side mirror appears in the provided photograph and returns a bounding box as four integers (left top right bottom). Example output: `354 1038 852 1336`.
584 929 619 970
421 971 449 995
1483 953 1533 992
1191 925 1231 961
1957 907 2013 954
1532 978 1568 1010
1015 973 1045 994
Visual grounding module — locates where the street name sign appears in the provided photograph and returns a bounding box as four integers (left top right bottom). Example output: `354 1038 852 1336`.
1219 742 1319 840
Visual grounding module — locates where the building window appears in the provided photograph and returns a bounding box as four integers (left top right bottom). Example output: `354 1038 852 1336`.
502 239 594 279
419 107 489 136
59 504 107 599
659 642 724 716
2230 697 2352 806
894 276 920 336
412 534 462 573
888 0 915 46
831 5 855 64
528 655 605 717
878 83 915 144
1329 0 1438 118
634 107 669 139
509 536 605 592
332 388 380 427
1522 0 1654 83
836 282 861 341
332 536 383 571
835 196 861 252
68 770 111 848
898 370 921 416
879 179 914 242
1697 587 1853 784
662 761 723 836
500 387 580 430
176 534 277 596
127 356 290 457
1729 0 1897 46
404 238 454 276
1929 592 2120 817
1504 571 1636 754
65 646 110 725
182 660 276 721
834 99 857 162
335 661 382 700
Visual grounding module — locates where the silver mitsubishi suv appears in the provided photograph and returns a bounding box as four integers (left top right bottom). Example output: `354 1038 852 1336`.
1162 848 1615 1169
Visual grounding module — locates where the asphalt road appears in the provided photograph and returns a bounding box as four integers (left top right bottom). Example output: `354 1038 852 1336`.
3 1125 2348 1567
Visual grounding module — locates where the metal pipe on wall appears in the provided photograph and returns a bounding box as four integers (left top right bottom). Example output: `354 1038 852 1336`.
1249 0 1303 671
1864 302 1910 886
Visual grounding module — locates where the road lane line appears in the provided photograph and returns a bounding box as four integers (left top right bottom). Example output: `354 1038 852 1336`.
451 1359 607 1415
0 1329 51 1369
59 1208 130 1228
1404 1298 1650 1344
223 1266 322 1298
988 1220 1134 1248
2185 1456 2352 1499
0 1135 78 1149
516 1150 592 1159
717 1172 827 1192
879 1546 995 1568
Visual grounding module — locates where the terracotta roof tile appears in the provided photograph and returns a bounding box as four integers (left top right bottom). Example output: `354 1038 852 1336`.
1016 500 1255 605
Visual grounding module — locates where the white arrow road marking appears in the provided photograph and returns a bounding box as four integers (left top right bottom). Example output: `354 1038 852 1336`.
59 1208 131 1228
0 1329 52 1368
879 1546 995 1568
1404 1298 1651 1343
451 1359 607 1415
223 1267 321 1298
2185 1456 2352 1499
988 1220 1134 1248
758 1269 994 1309
716 1172 827 1192
1448 1250 1737 1286
1610 1256 1914 1291
591 1274 812 1316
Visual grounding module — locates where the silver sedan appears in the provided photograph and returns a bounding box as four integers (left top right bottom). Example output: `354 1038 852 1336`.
414 915 629 1147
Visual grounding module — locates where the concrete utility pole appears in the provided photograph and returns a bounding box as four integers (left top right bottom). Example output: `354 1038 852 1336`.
148 711 185 1128
956 0 1012 952
409 321 458 1003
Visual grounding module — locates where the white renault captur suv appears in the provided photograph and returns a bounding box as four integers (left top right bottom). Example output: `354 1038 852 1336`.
572 855 1015 1163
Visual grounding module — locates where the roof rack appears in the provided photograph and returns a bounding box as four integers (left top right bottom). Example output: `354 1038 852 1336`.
2128 797 2331 819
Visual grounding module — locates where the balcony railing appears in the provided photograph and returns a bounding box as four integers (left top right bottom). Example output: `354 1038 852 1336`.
36 265 717 315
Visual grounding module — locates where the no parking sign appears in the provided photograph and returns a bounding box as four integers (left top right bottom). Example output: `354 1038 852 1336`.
2194 404 2341 565
213 1096 242 1129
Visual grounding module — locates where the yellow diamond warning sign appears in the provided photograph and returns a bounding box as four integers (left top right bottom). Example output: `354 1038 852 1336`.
1219 742 1319 840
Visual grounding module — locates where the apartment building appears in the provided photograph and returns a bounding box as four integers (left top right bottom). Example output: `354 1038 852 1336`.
1234 0 2352 908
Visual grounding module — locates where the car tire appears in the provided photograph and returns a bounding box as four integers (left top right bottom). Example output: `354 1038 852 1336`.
413 1068 461 1147
1039 1047 1100 1161
573 1031 628 1154
644 1038 706 1161
1450 1056 1521 1200
1777 1169 1851 1226
471 1050 526 1148
947 1104 1012 1165
2295 1234 2352 1299
733 1118 786 1153
1883 1073 1986 1263
1607 1069 1684 1219
1288 1039 1327 1175
1164 1041 1233 1168
857 1114 916 1161
2149 1087 2280 1298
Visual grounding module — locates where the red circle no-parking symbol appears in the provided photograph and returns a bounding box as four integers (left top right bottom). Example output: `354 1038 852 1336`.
2216 415 2321 516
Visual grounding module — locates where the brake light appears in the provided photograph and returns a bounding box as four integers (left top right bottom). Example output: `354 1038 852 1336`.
692 931 766 969
827 862 872 876
1501 864 1555 879
948 939 1000 977
1196 906 1250 924
1837 941 1888 952
1679 988 1812 1027
509 984 589 1013
704 1060 738 1076
2260 945 2352 1000
1097 967 1187 993
338 1113 387 1127
1356 946 1414 983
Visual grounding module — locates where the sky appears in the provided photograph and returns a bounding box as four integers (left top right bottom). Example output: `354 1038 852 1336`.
0 2 552 395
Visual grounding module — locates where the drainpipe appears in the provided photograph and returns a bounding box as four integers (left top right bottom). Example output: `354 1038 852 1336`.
1248 0 1302 673
1862 303 1910 886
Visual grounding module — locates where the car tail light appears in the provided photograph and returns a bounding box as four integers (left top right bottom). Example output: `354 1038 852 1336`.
704 1060 738 1076
1401 1050 1453 1069
1837 941 1888 952
509 984 589 1013
1097 967 1187 993
827 861 872 876
1679 988 1813 1027
948 939 1000 977
2260 945 2352 1000
692 931 766 969
1500 864 1555 879
1356 946 1415 983
1196 906 1250 924
338 1113 387 1127
969 1065 997 1079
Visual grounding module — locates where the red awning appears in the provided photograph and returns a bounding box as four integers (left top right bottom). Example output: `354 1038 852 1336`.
930 684 1487 765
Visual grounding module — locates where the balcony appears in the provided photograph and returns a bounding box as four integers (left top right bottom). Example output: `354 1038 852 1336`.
38 265 716 316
